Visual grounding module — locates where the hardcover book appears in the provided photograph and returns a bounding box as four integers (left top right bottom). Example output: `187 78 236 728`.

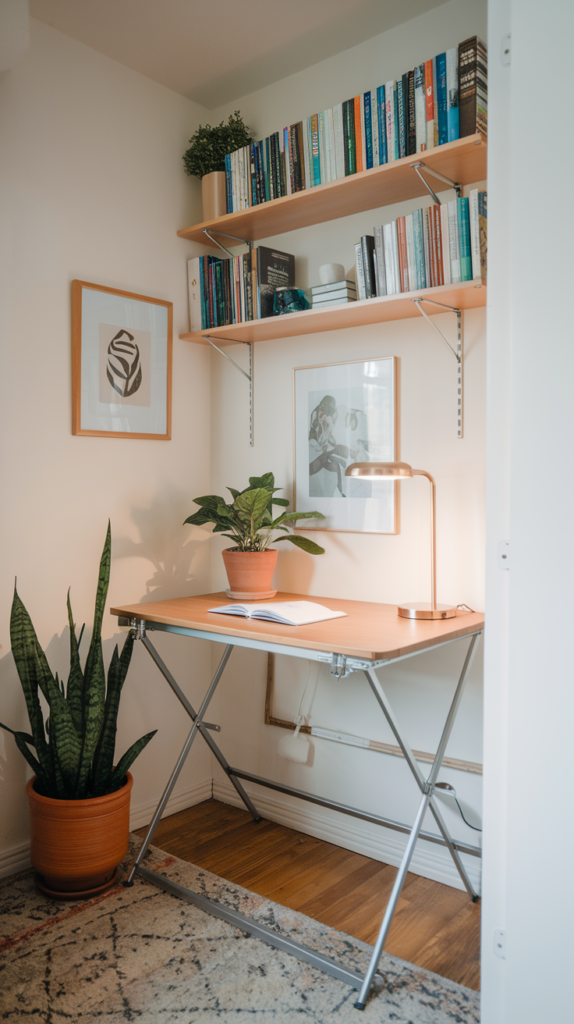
256 246 295 319
458 36 488 138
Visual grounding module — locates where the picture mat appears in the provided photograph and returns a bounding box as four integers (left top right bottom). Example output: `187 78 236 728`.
79 287 169 435
294 356 397 534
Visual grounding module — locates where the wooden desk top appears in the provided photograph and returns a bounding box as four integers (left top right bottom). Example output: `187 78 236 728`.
110 592 484 663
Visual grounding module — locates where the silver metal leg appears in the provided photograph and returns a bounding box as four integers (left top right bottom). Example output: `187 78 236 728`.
126 643 236 885
356 633 480 1008
140 635 261 821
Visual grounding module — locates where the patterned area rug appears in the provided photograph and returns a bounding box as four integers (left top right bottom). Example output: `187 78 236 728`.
0 837 479 1023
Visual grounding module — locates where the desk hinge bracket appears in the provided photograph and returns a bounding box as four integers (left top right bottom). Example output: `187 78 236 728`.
130 618 147 641
329 654 353 678
410 161 461 204
412 298 463 439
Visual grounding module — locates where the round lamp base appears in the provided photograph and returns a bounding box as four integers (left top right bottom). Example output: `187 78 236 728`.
398 602 457 620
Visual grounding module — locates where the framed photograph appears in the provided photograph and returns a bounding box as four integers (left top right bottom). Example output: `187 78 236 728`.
294 356 398 534
72 280 172 439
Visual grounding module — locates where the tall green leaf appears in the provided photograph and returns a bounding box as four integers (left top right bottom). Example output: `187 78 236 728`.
9 587 53 788
31 647 82 795
108 729 157 793
66 592 84 737
76 524 110 795
91 632 134 796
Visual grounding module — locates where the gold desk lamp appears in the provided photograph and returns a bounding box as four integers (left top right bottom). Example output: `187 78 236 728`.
344 461 457 620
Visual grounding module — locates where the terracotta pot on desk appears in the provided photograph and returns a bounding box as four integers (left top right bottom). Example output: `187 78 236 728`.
26 772 133 899
222 548 278 600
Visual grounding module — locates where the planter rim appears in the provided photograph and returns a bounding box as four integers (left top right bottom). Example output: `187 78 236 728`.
26 771 133 809
223 547 277 553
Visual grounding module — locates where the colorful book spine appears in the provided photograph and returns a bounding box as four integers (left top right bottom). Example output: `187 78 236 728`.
333 103 345 179
425 58 434 150
448 199 461 283
436 53 447 146
311 113 320 186
364 91 373 169
354 95 364 172
457 197 472 280
397 78 406 159
446 47 460 141
407 70 416 155
469 188 480 279
377 85 387 165
385 81 395 162
441 203 451 284
478 190 487 280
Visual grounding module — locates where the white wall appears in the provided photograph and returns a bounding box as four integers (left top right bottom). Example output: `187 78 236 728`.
482 1 574 1021
0 20 215 875
191 0 488 890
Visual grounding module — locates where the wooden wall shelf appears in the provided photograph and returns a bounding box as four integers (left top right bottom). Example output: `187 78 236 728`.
178 135 487 246
179 280 486 346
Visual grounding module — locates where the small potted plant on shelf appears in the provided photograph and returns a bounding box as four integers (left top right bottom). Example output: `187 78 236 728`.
183 110 254 222
0 523 156 899
184 472 325 599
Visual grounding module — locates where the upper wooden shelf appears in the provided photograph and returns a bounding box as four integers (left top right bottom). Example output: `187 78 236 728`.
180 280 486 346
178 134 487 246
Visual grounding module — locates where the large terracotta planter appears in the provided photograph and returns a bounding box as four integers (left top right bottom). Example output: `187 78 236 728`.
202 171 227 221
26 772 133 898
222 548 278 600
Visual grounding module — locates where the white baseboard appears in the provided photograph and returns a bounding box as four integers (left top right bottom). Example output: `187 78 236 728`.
129 777 213 832
213 777 482 894
0 777 213 881
0 841 31 880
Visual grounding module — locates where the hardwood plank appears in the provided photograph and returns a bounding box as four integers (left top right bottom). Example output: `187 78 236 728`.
134 799 480 991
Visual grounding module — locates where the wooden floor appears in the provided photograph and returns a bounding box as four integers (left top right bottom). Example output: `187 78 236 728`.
134 798 480 991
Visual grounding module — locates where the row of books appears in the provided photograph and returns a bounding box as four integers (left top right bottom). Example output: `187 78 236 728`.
224 36 487 213
187 246 295 331
354 189 487 300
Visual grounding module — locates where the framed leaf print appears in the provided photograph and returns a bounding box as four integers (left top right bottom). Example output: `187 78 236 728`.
71 280 172 439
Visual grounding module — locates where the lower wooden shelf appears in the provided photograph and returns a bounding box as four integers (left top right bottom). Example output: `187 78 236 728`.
180 280 486 345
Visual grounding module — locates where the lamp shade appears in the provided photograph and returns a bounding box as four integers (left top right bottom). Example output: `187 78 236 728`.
345 461 414 480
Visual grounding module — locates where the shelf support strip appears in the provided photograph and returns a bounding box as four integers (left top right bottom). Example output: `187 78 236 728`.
412 298 463 439
410 161 461 204
203 335 254 446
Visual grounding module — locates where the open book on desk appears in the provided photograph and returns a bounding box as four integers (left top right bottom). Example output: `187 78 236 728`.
208 601 347 626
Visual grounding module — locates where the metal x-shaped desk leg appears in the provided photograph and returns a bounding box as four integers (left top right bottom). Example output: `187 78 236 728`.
126 640 260 885
354 632 480 1009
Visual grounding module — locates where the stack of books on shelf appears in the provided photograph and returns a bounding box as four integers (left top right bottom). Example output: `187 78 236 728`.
187 246 295 331
224 36 487 214
354 189 486 299
311 281 356 308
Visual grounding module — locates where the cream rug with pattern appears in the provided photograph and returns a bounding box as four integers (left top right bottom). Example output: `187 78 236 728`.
0 838 479 1023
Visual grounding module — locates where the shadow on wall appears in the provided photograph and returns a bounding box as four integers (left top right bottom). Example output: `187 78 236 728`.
113 486 206 603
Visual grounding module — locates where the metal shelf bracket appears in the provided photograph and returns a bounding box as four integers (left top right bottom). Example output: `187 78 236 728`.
412 298 463 438
203 335 254 447
410 161 461 204
202 227 253 258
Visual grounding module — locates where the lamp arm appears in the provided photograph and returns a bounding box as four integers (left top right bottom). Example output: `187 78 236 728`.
412 470 437 610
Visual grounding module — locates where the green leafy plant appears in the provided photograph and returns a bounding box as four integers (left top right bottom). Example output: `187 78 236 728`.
0 524 156 800
184 472 325 555
182 110 254 179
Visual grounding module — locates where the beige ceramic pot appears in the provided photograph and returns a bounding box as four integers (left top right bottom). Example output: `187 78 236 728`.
26 772 133 899
201 171 227 222
222 549 278 600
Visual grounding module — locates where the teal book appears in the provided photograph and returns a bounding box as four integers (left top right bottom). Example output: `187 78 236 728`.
457 197 472 280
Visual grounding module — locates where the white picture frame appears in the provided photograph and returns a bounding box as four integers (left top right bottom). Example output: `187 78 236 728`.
293 356 398 534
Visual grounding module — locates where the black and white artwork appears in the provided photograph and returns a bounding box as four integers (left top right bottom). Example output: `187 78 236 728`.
294 357 398 534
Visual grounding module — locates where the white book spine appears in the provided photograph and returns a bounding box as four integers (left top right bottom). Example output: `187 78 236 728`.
383 223 396 295
390 221 400 293
405 214 415 292
333 103 345 180
187 257 202 332
440 203 451 284
374 224 386 296
415 66 426 153
317 112 326 185
354 242 366 300
469 188 480 279
448 199 461 283
385 81 395 162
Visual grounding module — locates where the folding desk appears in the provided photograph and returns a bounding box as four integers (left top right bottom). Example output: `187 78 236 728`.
111 591 484 1010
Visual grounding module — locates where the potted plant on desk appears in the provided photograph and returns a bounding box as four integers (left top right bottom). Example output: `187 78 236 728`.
184 472 325 599
183 110 254 221
0 524 156 899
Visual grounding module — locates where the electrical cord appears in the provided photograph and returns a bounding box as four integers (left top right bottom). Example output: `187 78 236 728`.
454 796 482 832
434 781 482 832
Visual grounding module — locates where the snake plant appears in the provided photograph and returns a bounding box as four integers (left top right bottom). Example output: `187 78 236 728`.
184 472 325 553
0 523 155 800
